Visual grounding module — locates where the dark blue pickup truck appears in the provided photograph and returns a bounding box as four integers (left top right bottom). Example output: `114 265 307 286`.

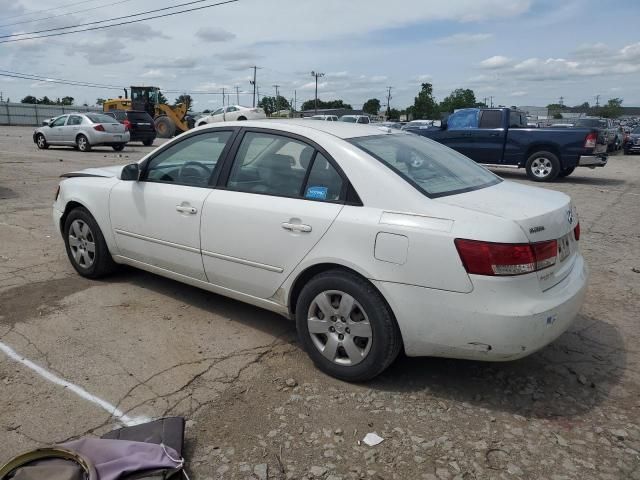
411 108 608 181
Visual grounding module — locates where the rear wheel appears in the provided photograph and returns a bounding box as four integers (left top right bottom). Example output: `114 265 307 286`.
112 144 125 151
558 166 575 178
35 133 49 149
155 116 176 138
142 138 154 146
525 151 560 182
76 134 91 152
63 207 117 278
237 116 247 121
296 270 402 382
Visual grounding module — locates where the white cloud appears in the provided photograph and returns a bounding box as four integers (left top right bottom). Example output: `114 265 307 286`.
435 33 493 46
479 55 512 69
510 91 527 97
195 27 236 42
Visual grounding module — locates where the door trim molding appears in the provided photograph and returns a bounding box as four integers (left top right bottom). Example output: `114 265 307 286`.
201 249 284 273
114 229 200 254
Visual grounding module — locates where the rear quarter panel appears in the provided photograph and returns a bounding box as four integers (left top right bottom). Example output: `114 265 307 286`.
503 128 592 168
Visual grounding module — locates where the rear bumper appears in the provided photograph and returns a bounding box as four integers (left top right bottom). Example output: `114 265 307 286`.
374 254 588 360
578 154 608 167
89 131 130 145
129 132 156 142
625 143 640 152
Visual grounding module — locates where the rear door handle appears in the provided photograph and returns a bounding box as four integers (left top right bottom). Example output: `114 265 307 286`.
176 205 197 214
282 222 312 233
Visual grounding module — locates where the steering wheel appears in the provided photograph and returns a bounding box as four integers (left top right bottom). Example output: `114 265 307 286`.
179 161 211 184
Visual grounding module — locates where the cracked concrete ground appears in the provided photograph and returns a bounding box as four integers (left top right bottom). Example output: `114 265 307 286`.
0 126 639 479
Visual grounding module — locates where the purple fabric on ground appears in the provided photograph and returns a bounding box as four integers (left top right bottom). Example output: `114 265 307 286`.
60 438 181 480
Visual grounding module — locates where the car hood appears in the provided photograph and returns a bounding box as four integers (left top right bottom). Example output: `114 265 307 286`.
61 165 125 178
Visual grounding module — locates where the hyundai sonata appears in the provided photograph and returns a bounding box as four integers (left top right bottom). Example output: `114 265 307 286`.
52 120 588 381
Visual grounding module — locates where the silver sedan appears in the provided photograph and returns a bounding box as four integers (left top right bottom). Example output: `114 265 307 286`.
33 113 130 152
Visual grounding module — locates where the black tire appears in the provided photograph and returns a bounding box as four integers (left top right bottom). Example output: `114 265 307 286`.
525 151 560 182
63 207 117 279
76 134 91 152
112 144 125 151
142 138 154 146
237 116 247 121
558 166 575 178
35 133 49 149
295 270 402 382
154 116 175 138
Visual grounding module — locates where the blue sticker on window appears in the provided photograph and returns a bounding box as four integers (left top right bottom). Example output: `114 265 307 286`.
305 186 328 200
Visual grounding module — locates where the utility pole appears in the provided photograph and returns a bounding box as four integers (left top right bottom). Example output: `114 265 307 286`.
0 91 3 103
222 87 226 107
310 71 325 114
249 66 261 108
595 94 600 107
294 90 297 114
235 85 240 105
489 96 494 108
559 96 564 107
386 86 392 117
256 86 260 105
273 84 280 99
272 84 280 112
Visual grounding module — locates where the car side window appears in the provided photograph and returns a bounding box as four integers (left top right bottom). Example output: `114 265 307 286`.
479 111 502 129
143 131 232 187
67 115 83 126
227 106 237 112
50 116 68 127
448 110 479 129
227 132 312 197
304 153 343 201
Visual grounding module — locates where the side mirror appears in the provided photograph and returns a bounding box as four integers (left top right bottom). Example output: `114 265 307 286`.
440 114 449 130
121 163 140 181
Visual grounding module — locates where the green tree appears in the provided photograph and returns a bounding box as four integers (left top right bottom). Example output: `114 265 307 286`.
96 98 106 106
387 107 401 120
439 88 477 114
362 98 381 116
412 83 438 119
574 102 590 110
300 98 353 111
21 95 37 104
174 94 192 109
259 96 277 116
553 113 563 119
599 98 623 118
274 95 290 112
37 96 55 105
60 96 74 106
157 91 169 104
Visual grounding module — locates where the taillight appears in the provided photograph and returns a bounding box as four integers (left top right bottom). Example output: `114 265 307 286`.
455 239 557 276
574 222 580 241
123 119 132 130
93 124 105 132
584 132 597 148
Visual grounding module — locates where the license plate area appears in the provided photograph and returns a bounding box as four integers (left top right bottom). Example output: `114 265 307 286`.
558 233 572 263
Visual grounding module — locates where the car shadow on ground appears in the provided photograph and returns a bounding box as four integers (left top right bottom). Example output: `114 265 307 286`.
370 313 625 420
494 169 627 187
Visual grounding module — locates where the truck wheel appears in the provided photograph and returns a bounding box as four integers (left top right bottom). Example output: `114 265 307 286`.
558 166 575 178
143 139 154 146
525 151 560 182
155 116 176 138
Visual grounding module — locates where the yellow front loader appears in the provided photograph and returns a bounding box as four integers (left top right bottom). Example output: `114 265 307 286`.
103 86 192 138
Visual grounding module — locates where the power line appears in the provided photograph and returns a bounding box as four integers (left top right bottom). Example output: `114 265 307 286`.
0 0 136 30
1 0 101 22
0 0 240 43
0 70 124 90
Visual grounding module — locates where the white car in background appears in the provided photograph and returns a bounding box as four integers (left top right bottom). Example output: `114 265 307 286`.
309 115 339 121
52 121 587 381
196 105 266 126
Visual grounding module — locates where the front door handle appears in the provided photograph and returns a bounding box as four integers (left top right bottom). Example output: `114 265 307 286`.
176 205 197 214
282 222 312 233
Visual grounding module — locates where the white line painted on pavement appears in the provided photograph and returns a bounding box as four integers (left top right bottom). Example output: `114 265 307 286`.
0 340 149 427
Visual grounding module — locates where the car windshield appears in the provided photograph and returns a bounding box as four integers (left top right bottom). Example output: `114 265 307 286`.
340 117 357 123
350 133 501 198
86 114 117 124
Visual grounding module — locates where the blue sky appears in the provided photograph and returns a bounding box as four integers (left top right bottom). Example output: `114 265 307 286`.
0 0 638 110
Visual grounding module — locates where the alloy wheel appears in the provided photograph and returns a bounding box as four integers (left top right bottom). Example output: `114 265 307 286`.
307 290 373 366
68 219 95 268
37 135 46 148
531 157 552 178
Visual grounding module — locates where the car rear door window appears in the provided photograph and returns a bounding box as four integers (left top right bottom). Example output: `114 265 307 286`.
67 115 83 126
226 132 312 197
479 110 502 129
144 131 232 186
304 153 343 201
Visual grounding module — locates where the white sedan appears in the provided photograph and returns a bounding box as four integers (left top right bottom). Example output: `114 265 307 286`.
195 105 266 126
52 120 588 381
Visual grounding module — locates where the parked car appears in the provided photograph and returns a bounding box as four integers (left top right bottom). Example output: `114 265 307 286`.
623 126 640 154
416 108 608 181
195 105 266 126
309 115 339 121
33 113 129 152
53 121 587 381
378 121 403 130
402 120 440 131
104 110 156 146
573 117 617 151
339 115 370 124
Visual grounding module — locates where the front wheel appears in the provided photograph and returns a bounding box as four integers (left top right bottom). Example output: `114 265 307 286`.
296 270 402 382
525 151 560 182
76 134 91 152
36 133 49 149
154 116 176 138
63 208 117 278
112 144 125 152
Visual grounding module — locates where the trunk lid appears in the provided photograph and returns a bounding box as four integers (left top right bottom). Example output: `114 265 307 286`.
439 181 579 290
102 122 126 134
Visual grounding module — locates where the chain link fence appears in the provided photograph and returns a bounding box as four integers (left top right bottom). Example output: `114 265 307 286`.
0 102 101 126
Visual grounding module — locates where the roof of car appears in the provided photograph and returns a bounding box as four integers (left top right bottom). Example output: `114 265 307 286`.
199 118 400 139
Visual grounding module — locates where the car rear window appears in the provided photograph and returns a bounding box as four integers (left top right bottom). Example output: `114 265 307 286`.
127 111 154 122
350 133 501 198
86 114 119 123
